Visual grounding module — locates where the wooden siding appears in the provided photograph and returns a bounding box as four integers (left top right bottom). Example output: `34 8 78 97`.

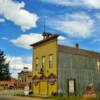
58 45 100 58
58 51 100 95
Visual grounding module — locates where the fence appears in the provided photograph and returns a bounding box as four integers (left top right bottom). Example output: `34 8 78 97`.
0 89 24 95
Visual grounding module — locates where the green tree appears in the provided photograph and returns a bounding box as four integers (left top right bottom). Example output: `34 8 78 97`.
0 49 11 80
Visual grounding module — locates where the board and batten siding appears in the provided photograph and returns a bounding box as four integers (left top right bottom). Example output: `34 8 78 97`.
58 50 100 95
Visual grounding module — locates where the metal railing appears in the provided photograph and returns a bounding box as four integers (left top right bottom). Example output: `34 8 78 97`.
0 89 24 95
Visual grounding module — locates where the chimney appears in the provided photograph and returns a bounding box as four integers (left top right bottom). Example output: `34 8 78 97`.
75 43 80 49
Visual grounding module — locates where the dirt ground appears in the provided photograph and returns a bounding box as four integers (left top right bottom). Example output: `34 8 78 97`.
0 95 50 100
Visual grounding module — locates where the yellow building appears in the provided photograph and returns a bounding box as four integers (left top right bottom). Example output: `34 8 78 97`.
31 32 58 96
31 32 100 96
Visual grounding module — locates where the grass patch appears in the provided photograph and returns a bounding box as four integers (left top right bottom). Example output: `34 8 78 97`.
52 96 81 100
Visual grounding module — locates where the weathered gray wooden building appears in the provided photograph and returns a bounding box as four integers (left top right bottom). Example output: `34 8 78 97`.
58 44 100 95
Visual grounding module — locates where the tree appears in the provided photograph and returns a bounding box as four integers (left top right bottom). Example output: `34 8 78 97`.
0 49 11 80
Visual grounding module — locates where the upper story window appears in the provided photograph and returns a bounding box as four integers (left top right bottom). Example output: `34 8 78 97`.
49 54 53 68
97 61 100 70
25 77 26 82
42 56 45 68
36 58 39 71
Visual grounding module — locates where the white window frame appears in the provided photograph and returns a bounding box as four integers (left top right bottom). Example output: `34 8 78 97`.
42 56 45 68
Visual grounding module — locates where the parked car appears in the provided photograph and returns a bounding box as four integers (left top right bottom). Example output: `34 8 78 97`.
8 85 15 89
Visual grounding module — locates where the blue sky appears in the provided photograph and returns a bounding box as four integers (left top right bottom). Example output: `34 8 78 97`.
0 0 100 78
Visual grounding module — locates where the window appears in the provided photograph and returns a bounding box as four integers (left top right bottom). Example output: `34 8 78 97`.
49 54 53 68
42 56 45 68
25 77 26 82
36 58 39 71
97 61 100 70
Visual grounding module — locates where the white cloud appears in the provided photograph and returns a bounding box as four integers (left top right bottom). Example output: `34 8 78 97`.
41 0 100 9
11 33 43 49
0 0 39 31
41 0 82 6
58 36 66 40
0 18 5 23
84 0 100 9
11 33 65 49
0 37 8 40
47 13 94 38
6 55 32 78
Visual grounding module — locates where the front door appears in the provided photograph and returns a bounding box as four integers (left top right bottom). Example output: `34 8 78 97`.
33 84 39 95
40 80 47 96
